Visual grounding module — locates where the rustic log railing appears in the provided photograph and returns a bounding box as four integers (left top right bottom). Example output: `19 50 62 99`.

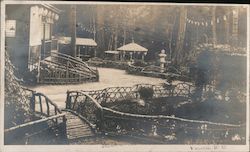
87 57 129 70
5 91 67 145
101 107 245 144
5 51 67 144
65 91 103 131
30 92 63 118
127 64 191 82
65 86 245 144
4 113 67 145
37 52 99 84
51 52 97 75
79 83 195 105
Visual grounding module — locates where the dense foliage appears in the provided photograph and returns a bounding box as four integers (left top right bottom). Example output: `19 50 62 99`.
4 52 32 129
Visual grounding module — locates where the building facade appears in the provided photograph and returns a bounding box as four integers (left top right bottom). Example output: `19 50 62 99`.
5 4 60 74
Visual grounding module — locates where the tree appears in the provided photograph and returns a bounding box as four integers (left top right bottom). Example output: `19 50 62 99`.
174 6 187 65
211 6 217 46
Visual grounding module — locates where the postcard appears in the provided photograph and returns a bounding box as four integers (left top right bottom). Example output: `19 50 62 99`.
1 1 249 152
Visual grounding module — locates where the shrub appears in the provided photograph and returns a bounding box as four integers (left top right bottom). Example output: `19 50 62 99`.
138 87 154 100
133 60 147 67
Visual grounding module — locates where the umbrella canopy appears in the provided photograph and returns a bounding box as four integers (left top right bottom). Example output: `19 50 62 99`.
58 37 97 46
117 42 148 52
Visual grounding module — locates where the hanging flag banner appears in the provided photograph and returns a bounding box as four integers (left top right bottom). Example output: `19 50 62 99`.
185 9 240 27
223 15 227 21
217 18 220 23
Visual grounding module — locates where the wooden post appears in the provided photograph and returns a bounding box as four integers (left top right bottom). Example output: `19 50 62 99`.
37 56 41 83
42 23 46 59
78 46 80 57
61 115 68 143
38 95 43 113
70 5 77 57
94 47 97 57
30 93 36 113
130 52 132 61
66 91 71 109
45 98 50 116
66 61 69 79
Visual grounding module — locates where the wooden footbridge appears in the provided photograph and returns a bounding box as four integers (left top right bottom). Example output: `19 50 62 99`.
37 52 99 84
4 90 97 144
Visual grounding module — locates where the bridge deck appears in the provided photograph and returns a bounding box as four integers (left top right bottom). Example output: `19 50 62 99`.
65 112 95 140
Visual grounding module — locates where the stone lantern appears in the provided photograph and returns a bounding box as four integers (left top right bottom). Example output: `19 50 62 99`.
159 49 167 73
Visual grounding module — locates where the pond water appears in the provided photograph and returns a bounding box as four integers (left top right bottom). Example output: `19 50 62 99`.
30 68 167 108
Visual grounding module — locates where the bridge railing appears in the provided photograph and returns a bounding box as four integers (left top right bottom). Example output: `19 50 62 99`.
30 92 63 118
4 113 67 144
66 91 103 130
101 107 245 144
5 91 67 145
37 52 99 84
81 87 138 105
51 52 98 75
65 83 244 144
78 83 195 105
87 57 129 70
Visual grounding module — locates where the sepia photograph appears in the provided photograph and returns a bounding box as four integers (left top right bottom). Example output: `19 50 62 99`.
1 1 249 151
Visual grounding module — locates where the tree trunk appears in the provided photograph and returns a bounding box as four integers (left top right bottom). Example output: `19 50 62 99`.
231 7 239 46
224 9 230 44
96 5 105 56
211 6 217 46
114 24 118 51
174 6 187 65
70 5 76 57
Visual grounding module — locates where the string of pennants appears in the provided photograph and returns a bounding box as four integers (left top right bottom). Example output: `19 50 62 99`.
76 22 128 34
76 22 96 34
186 9 237 27
76 22 115 34
77 9 238 33
186 15 227 27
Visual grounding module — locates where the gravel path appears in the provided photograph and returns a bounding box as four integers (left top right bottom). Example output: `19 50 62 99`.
30 68 165 108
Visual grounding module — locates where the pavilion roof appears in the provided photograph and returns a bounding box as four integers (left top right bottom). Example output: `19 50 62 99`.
117 42 148 52
58 37 97 46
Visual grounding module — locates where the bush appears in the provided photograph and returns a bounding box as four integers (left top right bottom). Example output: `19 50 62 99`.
133 60 147 67
138 87 154 100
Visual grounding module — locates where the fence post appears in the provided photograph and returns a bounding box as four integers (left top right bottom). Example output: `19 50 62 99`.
98 108 104 132
30 93 36 113
37 56 41 83
60 115 68 144
65 91 71 109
